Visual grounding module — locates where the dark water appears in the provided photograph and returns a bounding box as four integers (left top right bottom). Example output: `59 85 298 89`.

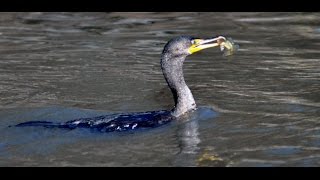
0 12 319 166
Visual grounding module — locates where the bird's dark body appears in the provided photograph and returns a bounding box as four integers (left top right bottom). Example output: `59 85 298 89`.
16 110 174 132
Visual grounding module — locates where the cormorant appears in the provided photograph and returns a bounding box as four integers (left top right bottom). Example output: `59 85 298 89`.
15 35 233 132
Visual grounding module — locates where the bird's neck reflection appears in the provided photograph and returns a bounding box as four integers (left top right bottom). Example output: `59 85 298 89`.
178 119 200 154
174 112 201 166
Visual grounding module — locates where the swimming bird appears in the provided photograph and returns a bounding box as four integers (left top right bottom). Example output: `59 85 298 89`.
15 36 229 132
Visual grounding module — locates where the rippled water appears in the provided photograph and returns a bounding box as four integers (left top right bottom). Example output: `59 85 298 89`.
0 12 319 166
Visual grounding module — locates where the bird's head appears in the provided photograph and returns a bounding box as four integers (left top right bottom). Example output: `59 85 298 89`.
162 35 229 58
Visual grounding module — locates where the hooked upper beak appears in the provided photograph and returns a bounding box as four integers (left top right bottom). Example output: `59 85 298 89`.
188 36 227 54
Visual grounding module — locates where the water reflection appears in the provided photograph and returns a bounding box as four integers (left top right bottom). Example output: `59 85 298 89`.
0 12 320 166
173 107 223 166
178 118 201 155
173 113 201 166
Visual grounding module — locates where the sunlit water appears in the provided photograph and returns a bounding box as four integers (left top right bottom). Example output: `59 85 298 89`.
0 12 319 166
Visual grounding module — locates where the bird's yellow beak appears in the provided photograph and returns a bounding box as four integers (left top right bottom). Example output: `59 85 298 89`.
188 36 226 54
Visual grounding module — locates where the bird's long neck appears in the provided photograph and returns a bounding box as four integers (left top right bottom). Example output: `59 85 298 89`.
161 53 196 117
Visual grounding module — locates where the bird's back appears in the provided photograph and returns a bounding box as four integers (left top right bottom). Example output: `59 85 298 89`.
15 110 174 133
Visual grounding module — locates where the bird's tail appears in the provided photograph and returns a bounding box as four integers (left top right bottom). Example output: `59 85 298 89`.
14 121 69 128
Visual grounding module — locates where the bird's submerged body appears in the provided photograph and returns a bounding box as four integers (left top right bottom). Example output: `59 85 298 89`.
16 110 174 132
15 35 236 133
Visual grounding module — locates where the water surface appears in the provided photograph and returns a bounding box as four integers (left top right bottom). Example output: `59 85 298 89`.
0 12 319 166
